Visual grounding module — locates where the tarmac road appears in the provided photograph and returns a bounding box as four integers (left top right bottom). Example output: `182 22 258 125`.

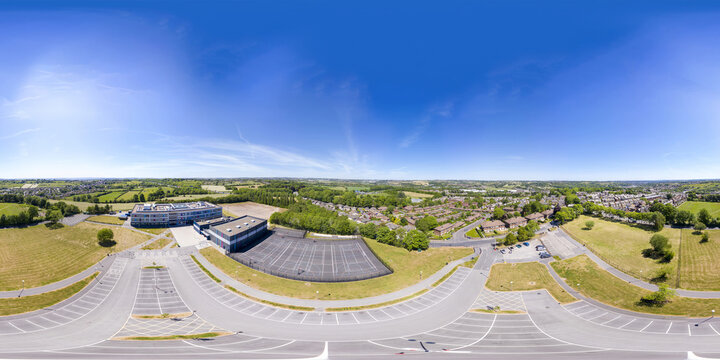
2 246 720 359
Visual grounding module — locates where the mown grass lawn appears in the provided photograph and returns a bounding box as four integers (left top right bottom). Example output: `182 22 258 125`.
466 227 481 238
0 223 150 290
678 201 720 218
136 227 168 235
552 255 720 317
485 262 576 303
200 239 472 300
87 215 125 225
0 272 97 315
562 215 681 284
679 229 720 290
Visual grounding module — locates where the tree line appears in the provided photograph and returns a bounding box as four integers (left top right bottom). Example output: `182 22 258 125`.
298 187 411 208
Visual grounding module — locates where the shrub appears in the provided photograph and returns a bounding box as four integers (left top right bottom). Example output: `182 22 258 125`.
701 232 710 243
97 228 116 247
640 284 676 306
584 220 595 230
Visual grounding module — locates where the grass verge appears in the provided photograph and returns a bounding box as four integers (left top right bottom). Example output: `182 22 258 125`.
86 215 125 225
191 255 221 283
552 255 720 317
485 262 576 304
0 272 98 315
132 312 192 319
142 238 172 250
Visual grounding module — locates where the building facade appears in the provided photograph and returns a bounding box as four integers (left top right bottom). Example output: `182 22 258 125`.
205 215 268 252
130 201 223 227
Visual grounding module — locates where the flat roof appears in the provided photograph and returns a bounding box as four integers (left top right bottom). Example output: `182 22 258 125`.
210 215 266 238
132 201 220 213
195 216 233 226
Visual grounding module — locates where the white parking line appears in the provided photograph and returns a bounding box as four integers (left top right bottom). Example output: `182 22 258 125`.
618 319 636 329
640 321 654 332
665 322 673 334
709 324 720 335
601 315 622 325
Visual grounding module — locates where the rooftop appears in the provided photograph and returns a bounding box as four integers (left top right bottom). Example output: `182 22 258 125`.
133 201 220 213
210 215 266 238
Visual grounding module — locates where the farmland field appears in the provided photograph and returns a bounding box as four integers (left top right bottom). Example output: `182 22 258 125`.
116 190 141 201
678 201 720 218
163 193 227 201
403 191 433 199
97 191 126 202
0 222 150 290
0 202 30 216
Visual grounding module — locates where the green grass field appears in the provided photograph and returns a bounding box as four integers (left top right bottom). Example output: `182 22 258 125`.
678 229 720 290
0 202 30 216
562 215 681 284
116 190 141 202
200 240 472 300
162 193 227 201
136 228 168 235
485 262 576 303
0 273 97 316
678 201 720 218
86 215 125 225
552 255 720 317
97 191 126 202
0 223 150 290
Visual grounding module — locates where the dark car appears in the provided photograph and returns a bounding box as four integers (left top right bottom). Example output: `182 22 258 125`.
539 252 552 259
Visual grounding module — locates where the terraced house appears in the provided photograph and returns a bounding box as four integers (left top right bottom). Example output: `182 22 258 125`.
130 201 223 227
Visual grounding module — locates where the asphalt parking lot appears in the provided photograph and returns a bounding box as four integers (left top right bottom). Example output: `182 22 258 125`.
180 255 472 325
131 268 189 316
500 239 546 262
228 229 391 282
0 257 128 335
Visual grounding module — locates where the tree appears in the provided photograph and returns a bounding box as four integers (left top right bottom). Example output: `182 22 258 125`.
375 226 395 244
649 234 670 254
694 222 707 232
403 230 429 251
503 232 517 245
415 216 438 232
139 193 146 202
97 228 116 247
492 207 505 220
650 212 665 232
45 209 63 224
698 208 711 226
27 206 39 220
359 223 378 239
584 220 595 230
675 210 695 226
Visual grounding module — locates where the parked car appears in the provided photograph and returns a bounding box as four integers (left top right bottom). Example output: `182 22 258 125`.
539 252 552 259
523 242 530 247
535 245 546 251
515 244 522 248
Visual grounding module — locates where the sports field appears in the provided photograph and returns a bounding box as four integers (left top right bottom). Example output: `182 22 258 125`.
562 215 681 284
0 202 30 216
678 201 720 218
552 255 720 317
678 229 720 290
222 201 285 219
485 262 576 303
0 223 150 290
200 239 472 300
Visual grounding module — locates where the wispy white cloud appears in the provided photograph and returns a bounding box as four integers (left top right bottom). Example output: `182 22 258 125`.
399 102 454 148
1 128 41 140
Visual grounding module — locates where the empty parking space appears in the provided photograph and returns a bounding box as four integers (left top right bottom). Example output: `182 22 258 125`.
563 301 720 336
369 312 600 355
228 228 391 282
179 255 471 326
0 257 128 335
132 268 189 315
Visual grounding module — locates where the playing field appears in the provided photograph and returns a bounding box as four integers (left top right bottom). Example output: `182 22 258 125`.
485 262 576 303
200 240 472 300
552 255 720 317
678 229 720 290
0 202 30 216
562 215 681 284
678 201 720 218
201 185 228 193
0 223 150 290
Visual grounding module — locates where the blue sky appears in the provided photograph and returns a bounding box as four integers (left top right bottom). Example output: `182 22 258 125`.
1 1 720 180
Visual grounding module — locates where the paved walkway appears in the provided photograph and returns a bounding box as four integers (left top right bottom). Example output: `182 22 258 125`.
553 228 720 299
192 246 483 309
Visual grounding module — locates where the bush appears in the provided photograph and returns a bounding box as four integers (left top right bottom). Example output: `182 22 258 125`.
640 284 676 306
649 234 670 253
661 250 675 263
97 228 116 247
694 222 707 231
701 232 710 243
584 220 595 230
